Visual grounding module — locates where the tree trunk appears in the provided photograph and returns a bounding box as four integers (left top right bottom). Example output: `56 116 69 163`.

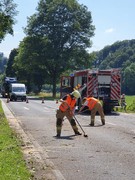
52 76 57 98
26 80 31 94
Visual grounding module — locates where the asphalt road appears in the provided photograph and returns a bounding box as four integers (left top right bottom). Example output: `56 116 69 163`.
1 97 135 180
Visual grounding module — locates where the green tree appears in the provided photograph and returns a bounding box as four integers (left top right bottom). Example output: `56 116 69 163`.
13 36 48 93
92 39 135 94
6 48 18 76
123 63 135 95
0 0 17 42
24 0 95 97
0 52 7 73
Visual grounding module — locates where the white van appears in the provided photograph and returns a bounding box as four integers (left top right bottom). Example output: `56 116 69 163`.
9 83 27 101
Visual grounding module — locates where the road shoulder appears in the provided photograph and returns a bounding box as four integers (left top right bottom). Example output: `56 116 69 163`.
1 99 65 180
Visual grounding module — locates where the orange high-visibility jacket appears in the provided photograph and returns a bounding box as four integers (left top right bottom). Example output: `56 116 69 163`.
86 97 99 110
59 95 76 112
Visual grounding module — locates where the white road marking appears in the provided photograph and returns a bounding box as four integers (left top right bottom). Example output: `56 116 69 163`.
131 130 135 133
43 107 52 112
44 107 49 110
43 106 57 112
106 122 116 126
24 107 29 110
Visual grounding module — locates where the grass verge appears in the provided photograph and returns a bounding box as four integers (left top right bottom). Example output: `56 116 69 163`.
0 100 31 180
115 95 135 113
126 95 135 112
28 92 60 100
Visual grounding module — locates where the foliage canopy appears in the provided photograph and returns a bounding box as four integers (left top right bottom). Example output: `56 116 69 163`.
13 0 95 96
93 39 135 95
0 0 17 42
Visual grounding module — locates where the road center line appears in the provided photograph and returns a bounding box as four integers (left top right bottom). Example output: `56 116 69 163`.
131 130 135 133
106 122 116 126
44 107 49 110
24 107 29 110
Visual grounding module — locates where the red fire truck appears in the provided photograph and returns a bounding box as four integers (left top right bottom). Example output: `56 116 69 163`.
60 68 121 112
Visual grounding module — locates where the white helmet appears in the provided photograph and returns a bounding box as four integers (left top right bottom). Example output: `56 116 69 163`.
71 90 81 98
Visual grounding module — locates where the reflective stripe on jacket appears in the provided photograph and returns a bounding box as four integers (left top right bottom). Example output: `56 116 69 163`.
87 97 99 110
59 95 76 112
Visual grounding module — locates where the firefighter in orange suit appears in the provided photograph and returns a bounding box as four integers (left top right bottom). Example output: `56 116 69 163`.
79 97 105 126
56 90 82 137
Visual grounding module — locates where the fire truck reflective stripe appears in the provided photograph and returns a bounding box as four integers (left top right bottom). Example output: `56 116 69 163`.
87 75 98 96
111 75 121 100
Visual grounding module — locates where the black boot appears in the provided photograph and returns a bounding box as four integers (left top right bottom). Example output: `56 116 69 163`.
89 123 94 126
75 131 82 135
101 119 105 125
56 133 61 138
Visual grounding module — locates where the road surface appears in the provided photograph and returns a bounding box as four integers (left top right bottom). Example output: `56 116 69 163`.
1 98 135 180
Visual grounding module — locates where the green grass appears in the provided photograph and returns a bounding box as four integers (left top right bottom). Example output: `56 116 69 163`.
116 95 135 113
126 95 135 112
28 92 60 100
0 101 31 180
125 95 135 106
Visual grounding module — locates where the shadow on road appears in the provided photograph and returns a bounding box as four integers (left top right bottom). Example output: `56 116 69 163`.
53 134 77 140
75 110 120 117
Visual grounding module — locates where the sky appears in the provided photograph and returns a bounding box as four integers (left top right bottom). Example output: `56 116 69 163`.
0 0 135 58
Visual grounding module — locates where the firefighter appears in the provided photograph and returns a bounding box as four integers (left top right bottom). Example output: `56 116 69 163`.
120 94 127 111
56 90 82 137
79 97 105 126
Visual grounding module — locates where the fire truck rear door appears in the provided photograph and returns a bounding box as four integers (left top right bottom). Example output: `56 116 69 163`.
60 76 73 98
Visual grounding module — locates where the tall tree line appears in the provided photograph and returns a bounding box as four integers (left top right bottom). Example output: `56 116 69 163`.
1 1 135 96
0 0 17 84
5 38 135 95
93 39 135 95
5 0 95 97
